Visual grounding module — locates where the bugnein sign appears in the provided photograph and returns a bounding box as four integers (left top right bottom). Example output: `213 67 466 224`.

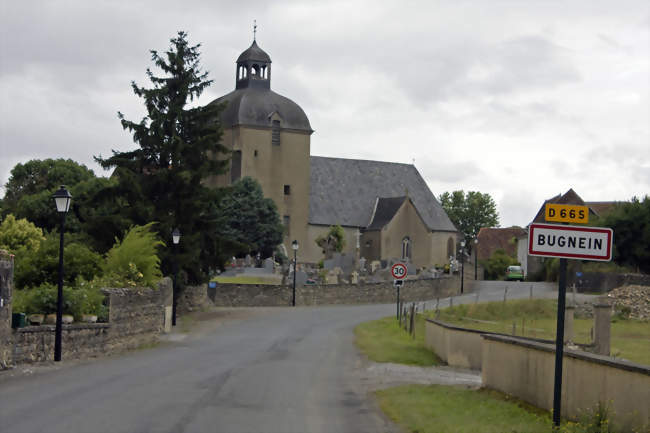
528 223 613 261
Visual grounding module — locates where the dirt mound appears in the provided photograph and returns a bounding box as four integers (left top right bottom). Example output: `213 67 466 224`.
606 285 650 320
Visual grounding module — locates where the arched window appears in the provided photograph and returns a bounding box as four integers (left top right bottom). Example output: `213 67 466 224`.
251 64 259 76
402 237 411 260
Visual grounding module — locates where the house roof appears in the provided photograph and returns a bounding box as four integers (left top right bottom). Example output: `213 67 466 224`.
476 227 527 261
530 188 598 224
308 156 457 232
585 201 619 217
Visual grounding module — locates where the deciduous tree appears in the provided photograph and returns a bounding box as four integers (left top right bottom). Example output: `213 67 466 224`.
439 190 499 252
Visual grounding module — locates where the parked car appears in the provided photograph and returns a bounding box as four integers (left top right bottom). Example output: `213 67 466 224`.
505 265 524 281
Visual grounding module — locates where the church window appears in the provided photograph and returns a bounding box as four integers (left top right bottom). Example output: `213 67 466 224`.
231 150 242 183
251 64 258 76
254 150 258 157
261 66 267 79
272 120 281 146
283 215 290 237
284 185 291 195
447 237 454 259
402 237 411 260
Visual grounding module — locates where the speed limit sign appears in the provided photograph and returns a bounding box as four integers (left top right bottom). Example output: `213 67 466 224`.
391 263 407 280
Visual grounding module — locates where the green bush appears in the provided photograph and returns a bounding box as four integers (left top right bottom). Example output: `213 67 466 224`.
14 234 103 289
480 249 520 280
102 223 163 288
12 282 107 321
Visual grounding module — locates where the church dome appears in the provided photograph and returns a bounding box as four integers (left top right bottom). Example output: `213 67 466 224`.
210 40 312 133
236 40 271 63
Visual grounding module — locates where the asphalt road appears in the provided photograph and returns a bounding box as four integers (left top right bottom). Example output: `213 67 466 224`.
0 283 560 433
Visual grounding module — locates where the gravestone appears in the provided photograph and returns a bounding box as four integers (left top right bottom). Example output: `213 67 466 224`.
325 270 339 284
370 260 381 273
263 258 275 273
358 257 366 272
350 271 359 284
244 254 253 267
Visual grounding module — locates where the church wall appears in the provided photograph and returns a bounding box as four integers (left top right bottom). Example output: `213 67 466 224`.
211 125 311 258
303 224 359 264
430 231 457 267
381 200 433 268
361 230 381 263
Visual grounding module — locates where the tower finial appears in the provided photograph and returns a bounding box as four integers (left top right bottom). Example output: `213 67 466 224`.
253 20 257 41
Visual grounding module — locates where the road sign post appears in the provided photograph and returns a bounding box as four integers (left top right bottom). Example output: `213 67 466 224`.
391 263 407 320
530 215 613 428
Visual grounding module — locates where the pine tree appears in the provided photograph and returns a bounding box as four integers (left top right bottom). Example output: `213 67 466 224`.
96 31 229 283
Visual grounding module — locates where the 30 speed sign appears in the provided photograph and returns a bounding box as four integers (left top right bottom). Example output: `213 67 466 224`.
391 263 407 280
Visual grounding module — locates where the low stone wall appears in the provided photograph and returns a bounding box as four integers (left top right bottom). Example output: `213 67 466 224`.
12 323 110 363
177 283 210 314
0 252 13 368
482 334 650 432
2 278 173 367
568 272 650 293
198 277 460 307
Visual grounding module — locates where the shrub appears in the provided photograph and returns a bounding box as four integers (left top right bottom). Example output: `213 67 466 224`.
12 282 107 321
480 249 520 280
102 223 163 288
0 214 44 255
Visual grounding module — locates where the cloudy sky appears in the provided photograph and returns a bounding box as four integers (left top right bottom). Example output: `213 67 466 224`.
1 0 648 227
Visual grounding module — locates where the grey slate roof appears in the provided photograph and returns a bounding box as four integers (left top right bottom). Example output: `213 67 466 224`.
367 197 407 230
210 88 312 132
309 157 457 232
237 41 272 63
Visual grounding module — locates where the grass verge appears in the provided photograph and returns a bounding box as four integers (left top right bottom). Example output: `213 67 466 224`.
212 275 281 285
354 315 440 366
377 384 552 433
427 299 650 365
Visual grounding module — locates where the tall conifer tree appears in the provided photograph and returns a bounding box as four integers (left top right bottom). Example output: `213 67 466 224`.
96 31 229 283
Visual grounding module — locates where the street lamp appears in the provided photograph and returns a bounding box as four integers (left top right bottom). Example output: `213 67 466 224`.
52 185 72 362
474 238 479 280
172 228 181 326
291 240 299 307
460 240 466 294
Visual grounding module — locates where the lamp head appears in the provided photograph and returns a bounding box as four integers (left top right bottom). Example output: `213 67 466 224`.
291 240 299 251
460 240 466 248
172 228 181 245
52 185 72 213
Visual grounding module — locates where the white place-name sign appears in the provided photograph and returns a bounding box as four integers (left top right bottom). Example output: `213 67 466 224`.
528 223 613 261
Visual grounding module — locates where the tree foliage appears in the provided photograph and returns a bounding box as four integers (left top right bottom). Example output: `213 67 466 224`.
439 190 499 252
102 223 164 288
315 224 346 259
480 248 520 280
0 214 44 255
216 177 284 258
95 31 230 283
596 196 650 273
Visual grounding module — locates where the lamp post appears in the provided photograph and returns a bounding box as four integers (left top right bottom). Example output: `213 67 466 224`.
474 238 479 280
171 228 181 326
52 185 72 362
291 240 299 307
460 240 465 294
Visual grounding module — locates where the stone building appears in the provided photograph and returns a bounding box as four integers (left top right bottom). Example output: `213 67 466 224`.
208 39 457 266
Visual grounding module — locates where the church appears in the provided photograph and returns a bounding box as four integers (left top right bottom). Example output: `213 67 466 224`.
207 39 458 268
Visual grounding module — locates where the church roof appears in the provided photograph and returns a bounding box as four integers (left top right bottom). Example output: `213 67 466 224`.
366 197 408 230
237 40 272 63
309 156 457 232
211 88 312 132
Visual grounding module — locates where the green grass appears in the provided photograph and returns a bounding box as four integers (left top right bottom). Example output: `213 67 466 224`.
354 315 440 366
377 385 621 433
427 299 650 365
212 275 281 285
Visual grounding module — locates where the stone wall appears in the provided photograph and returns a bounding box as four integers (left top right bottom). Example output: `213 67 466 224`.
177 283 210 314
12 324 110 363
568 272 650 293
0 251 14 368
185 277 460 308
3 277 173 367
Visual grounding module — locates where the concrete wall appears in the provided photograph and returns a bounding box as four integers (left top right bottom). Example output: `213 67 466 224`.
192 277 460 308
424 319 489 370
482 334 650 432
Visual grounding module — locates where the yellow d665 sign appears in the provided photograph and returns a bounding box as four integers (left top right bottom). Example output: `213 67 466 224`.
545 203 589 224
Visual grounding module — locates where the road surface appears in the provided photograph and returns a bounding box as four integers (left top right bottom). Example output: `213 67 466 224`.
0 283 558 433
